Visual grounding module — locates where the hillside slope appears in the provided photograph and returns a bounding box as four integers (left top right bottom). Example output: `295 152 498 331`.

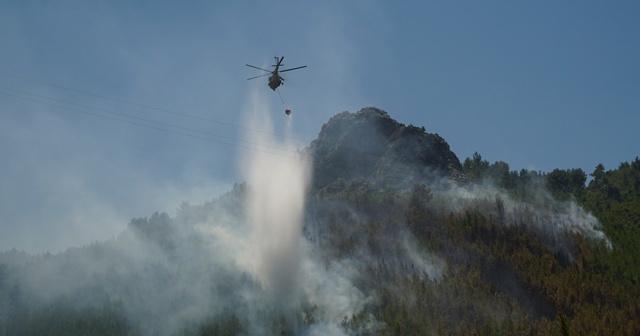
0 108 638 335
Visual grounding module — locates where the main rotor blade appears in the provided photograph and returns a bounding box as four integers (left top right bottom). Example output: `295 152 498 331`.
247 73 271 80
245 64 272 73
279 65 307 73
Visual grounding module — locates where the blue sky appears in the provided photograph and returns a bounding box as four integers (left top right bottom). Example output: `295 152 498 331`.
1 1 638 252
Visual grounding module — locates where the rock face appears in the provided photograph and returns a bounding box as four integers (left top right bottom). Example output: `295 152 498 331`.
308 107 466 190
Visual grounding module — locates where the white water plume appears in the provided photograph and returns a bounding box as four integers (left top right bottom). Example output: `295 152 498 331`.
242 90 311 305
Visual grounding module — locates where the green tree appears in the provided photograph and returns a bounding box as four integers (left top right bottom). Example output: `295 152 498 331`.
463 152 490 182
546 168 586 199
590 163 606 182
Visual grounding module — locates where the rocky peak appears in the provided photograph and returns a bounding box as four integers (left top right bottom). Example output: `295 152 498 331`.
308 107 466 190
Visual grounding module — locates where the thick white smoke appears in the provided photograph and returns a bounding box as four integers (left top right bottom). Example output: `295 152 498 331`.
437 183 612 250
242 90 311 305
239 92 382 335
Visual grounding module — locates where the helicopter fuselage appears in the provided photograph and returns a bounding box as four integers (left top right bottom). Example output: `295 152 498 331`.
268 73 282 90
268 62 283 90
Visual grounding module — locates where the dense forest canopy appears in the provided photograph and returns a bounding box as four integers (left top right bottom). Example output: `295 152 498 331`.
1 109 638 335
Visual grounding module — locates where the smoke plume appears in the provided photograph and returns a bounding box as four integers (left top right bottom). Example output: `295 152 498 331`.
242 89 311 305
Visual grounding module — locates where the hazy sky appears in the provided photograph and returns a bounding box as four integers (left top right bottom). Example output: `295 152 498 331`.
1 1 638 252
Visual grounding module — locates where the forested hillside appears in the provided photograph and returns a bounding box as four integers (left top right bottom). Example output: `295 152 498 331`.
456 153 640 334
0 109 638 335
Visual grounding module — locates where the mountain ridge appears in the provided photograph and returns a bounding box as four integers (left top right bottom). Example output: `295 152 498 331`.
308 107 466 191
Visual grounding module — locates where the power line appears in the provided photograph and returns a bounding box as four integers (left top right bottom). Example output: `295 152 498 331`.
0 71 311 144
0 90 309 161
0 85 304 157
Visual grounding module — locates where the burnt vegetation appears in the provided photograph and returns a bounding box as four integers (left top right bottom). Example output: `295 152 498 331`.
1 108 639 335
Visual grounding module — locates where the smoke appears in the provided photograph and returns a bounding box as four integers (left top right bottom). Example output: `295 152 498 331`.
436 180 612 252
1 92 401 336
241 89 311 305
8 97 612 334
239 91 381 335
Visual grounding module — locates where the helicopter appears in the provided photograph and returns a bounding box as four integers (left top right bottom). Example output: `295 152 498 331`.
246 56 307 91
